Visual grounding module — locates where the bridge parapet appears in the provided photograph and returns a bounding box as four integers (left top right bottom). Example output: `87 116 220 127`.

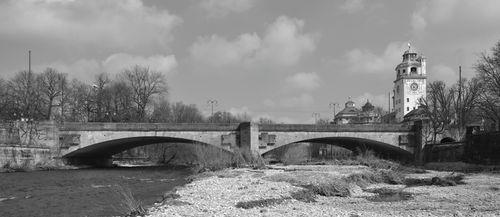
59 122 241 132
260 124 413 132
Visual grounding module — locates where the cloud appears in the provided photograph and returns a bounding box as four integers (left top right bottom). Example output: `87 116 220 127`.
428 64 457 85
39 53 177 82
189 33 261 67
411 0 500 34
103 53 178 75
344 42 408 74
189 16 317 68
339 0 366 13
200 0 255 18
284 72 320 91
264 93 314 108
0 0 182 50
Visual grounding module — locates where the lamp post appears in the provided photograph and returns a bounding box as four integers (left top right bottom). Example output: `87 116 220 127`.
312 112 320 124
329 102 338 119
207 99 218 122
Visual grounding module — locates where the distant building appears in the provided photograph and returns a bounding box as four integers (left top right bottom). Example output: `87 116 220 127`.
333 98 380 124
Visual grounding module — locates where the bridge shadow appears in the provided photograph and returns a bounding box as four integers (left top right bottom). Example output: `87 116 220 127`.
63 136 228 166
265 137 412 161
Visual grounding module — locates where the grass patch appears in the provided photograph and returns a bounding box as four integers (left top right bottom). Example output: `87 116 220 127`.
235 198 288 209
405 173 466 187
113 185 147 217
301 181 351 197
344 169 405 188
290 189 317 202
190 145 266 173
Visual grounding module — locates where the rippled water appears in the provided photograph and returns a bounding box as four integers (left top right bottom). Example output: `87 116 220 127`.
0 166 192 217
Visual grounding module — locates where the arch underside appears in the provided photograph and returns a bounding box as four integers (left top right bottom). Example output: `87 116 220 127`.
265 137 412 159
63 136 222 159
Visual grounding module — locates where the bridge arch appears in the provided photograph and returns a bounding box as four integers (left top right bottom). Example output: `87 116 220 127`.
265 136 412 159
65 136 225 158
62 135 233 166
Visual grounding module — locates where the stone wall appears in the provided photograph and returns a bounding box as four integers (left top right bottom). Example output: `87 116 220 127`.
0 121 59 169
465 129 500 164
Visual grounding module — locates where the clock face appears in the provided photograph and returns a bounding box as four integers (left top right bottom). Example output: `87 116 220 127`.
410 82 419 91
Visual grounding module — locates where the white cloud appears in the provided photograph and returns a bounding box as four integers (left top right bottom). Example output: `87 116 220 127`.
189 34 261 67
345 42 408 74
39 53 177 82
0 0 182 50
284 72 320 91
411 0 500 34
200 0 255 18
339 0 366 13
429 64 457 85
265 93 314 108
103 53 178 75
189 16 317 68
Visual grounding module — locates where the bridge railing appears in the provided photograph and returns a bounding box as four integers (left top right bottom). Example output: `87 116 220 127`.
59 122 242 131
260 123 413 132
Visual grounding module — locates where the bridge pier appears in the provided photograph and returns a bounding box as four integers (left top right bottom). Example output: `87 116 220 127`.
239 122 259 154
64 157 113 167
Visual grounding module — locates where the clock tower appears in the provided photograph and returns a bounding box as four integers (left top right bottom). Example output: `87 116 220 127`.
393 44 427 122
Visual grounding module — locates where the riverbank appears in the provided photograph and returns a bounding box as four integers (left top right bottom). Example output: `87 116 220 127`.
147 164 500 217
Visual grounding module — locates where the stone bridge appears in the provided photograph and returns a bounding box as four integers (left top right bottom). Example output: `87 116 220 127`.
0 121 424 166
56 122 422 165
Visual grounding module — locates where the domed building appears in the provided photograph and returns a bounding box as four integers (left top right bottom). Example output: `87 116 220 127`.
333 98 381 124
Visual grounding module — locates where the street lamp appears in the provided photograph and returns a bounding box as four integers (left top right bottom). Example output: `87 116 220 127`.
207 99 218 122
329 102 338 118
312 112 320 124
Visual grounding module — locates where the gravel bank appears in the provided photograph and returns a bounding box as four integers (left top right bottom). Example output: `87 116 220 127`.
146 165 500 217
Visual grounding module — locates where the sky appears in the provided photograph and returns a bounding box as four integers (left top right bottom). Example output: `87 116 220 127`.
1 0 500 123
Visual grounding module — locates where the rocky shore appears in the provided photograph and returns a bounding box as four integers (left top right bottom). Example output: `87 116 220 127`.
146 165 500 217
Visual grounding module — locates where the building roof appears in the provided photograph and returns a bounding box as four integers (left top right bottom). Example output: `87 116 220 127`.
402 106 428 122
361 100 374 112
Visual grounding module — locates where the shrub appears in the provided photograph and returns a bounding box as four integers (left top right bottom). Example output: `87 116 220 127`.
235 198 287 209
344 169 404 187
113 185 146 216
301 181 351 197
405 173 466 187
189 145 266 173
290 189 317 202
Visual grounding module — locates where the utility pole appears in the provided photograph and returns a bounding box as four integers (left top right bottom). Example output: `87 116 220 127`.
312 112 320 124
207 99 218 122
28 50 31 73
458 66 462 127
329 102 338 122
388 92 391 113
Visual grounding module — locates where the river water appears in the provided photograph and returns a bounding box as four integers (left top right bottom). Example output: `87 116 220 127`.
0 166 192 217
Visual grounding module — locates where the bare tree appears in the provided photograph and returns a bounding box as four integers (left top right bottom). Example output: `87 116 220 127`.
420 81 454 143
451 77 483 139
37 68 67 120
8 70 42 120
475 41 500 130
150 98 172 123
66 79 92 122
171 102 205 123
122 65 167 120
109 81 133 122
92 73 111 122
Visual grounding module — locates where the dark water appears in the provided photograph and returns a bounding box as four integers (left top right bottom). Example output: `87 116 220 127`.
0 166 192 217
